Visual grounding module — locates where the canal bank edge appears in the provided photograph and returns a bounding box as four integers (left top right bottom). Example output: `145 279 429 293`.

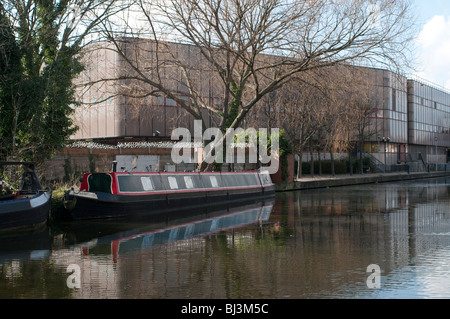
275 171 450 192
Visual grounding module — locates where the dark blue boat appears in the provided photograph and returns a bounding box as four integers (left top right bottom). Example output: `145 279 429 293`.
63 170 275 220
0 162 51 230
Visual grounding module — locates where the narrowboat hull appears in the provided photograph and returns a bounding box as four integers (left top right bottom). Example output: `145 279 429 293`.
0 190 51 230
64 171 275 220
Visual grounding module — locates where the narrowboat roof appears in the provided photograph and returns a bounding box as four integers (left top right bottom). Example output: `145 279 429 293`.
80 171 273 195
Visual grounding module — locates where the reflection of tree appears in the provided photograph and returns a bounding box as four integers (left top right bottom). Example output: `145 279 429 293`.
6 179 447 298
209 234 252 299
0 260 72 298
180 219 296 298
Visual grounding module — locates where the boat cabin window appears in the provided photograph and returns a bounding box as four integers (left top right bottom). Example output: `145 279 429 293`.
88 174 112 193
168 176 178 189
236 175 248 186
260 172 272 185
184 176 194 189
222 174 243 187
210 176 219 188
140 177 154 191
243 174 260 186
118 175 163 192
221 174 235 187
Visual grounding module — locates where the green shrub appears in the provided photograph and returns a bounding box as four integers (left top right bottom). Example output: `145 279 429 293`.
298 156 375 175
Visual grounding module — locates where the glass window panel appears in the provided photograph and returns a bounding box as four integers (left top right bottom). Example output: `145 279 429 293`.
168 176 178 189
260 172 271 185
210 176 218 188
178 96 189 106
184 176 194 189
143 96 151 105
392 89 396 111
154 96 164 105
141 177 154 191
166 98 176 106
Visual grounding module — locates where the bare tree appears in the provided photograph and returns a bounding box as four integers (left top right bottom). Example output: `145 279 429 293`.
256 74 324 179
86 0 415 170
250 64 384 178
318 66 370 176
346 68 381 173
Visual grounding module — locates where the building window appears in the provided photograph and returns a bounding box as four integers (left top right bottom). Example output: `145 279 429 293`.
392 89 396 111
166 98 177 106
178 96 189 106
107 96 114 105
377 109 384 118
154 96 165 106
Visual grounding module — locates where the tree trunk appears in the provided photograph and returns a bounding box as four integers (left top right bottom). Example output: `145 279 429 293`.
317 148 322 176
348 149 353 175
330 149 335 176
297 151 303 179
309 142 315 177
359 139 364 174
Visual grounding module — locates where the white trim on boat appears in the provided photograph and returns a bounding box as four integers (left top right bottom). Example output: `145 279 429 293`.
76 191 99 200
30 192 50 208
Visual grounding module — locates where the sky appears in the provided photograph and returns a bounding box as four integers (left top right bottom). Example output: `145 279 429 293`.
413 0 450 90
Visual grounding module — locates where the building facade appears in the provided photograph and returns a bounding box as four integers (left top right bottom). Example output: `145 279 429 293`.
69 39 450 173
364 74 450 170
360 68 409 167
72 39 219 141
407 79 450 167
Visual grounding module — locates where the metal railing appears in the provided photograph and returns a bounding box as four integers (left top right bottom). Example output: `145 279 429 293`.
364 151 450 173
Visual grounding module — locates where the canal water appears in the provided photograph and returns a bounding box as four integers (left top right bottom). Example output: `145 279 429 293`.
1 177 450 299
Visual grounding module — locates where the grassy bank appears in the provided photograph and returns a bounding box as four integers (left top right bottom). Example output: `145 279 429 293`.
48 182 78 219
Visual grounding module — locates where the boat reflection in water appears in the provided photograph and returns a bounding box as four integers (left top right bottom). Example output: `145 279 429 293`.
0 199 273 299
3 178 450 299
62 200 274 259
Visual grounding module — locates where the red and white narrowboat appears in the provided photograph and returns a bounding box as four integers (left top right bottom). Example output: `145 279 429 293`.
63 170 274 220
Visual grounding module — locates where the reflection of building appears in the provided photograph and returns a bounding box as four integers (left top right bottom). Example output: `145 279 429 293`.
48 182 450 298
